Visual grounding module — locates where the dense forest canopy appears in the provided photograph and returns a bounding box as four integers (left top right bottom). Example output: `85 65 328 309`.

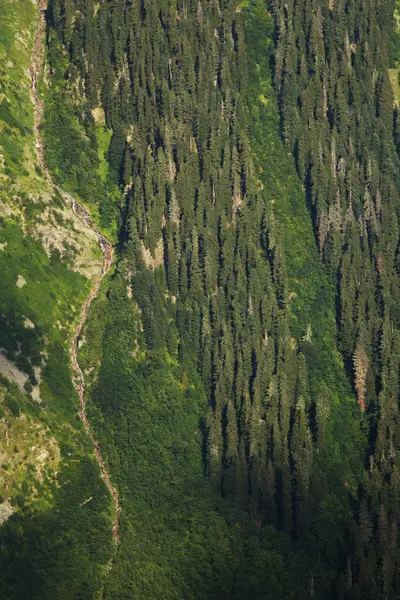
2 0 400 597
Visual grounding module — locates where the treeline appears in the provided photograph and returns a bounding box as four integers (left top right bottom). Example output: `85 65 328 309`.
47 0 323 535
272 0 400 594
44 0 400 597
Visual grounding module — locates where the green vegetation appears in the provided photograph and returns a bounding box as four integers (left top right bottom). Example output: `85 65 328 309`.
0 449 112 600
41 23 121 239
0 221 87 340
244 0 366 486
0 218 113 599
58 0 371 596
2 0 400 597
271 0 400 592
0 3 113 597
0 0 37 179
80 276 311 599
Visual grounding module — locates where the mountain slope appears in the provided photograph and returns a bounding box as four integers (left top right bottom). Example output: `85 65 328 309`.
2 0 400 598
44 0 368 597
0 1 113 597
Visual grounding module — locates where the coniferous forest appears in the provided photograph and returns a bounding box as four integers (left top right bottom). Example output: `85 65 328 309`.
2 0 400 597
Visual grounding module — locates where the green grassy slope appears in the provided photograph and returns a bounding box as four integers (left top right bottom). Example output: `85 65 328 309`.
0 0 371 598
0 2 113 597
0 0 37 180
41 25 121 241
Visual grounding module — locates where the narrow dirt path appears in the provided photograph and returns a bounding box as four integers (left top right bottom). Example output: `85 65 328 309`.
30 0 120 557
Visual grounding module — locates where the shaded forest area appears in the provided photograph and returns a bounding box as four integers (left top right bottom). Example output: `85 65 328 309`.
33 0 400 597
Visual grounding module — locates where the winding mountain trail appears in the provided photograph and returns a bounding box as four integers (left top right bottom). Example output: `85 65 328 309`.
30 0 120 559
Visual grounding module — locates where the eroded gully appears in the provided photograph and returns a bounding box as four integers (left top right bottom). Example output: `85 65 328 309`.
30 0 120 560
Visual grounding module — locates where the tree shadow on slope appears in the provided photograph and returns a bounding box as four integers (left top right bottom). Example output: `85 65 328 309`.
0 456 112 600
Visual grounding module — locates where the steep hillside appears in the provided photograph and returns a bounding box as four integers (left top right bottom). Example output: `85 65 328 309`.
0 1 113 597
272 0 400 592
2 0 400 598
44 0 368 597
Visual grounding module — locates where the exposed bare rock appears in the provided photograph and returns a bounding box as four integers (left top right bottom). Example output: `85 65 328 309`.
0 352 28 392
16 274 26 288
141 238 164 270
0 501 14 526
